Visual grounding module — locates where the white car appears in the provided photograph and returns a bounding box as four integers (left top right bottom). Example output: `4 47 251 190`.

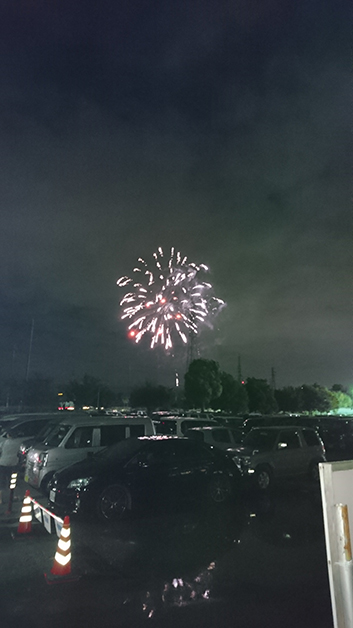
0 416 58 467
25 414 156 493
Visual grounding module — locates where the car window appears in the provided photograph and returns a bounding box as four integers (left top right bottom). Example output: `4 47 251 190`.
243 429 277 451
171 439 213 462
230 429 244 443
23 420 49 436
65 427 94 449
97 437 143 462
9 420 49 438
180 420 214 435
43 424 71 447
154 420 177 435
100 425 127 446
129 424 147 437
278 430 301 449
127 441 177 466
36 421 61 442
301 429 321 447
185 430 204 442
212 429 231 443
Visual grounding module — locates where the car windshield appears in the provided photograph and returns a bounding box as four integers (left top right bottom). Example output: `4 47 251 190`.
0 421 18 435
36 421 61 442
95 437 144 462
243 429 278 451
5 425 24 439
154 420 177 435
43 424 71 447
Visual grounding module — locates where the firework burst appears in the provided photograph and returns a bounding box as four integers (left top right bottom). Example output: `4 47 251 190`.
117 247 225 350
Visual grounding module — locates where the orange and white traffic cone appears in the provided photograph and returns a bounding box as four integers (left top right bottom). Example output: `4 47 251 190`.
45 516 79 584
17 490 32 534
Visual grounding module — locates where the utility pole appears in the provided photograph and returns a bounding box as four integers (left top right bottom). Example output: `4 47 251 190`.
6 345 17 408
270 367 276 391
25 319 35 382
186 328 196 370
237 355 242 384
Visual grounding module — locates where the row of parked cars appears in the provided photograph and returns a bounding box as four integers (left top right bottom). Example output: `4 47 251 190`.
0 410 332 521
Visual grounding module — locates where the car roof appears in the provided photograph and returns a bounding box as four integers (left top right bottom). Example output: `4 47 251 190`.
1 413 65 429
154 416 217 422
186 425 234 432
0 412 63 421
139 435 185 440
54 414 153 427
250 425 312 431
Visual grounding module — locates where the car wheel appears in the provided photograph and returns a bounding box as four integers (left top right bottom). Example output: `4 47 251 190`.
255 466 272 491
97 484 131 521
209 473 232 503
308 461 320 483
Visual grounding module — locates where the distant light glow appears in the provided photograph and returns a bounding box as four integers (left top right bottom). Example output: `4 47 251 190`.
117 247 225 350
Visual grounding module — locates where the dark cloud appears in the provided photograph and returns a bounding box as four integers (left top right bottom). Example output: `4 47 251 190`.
0 0 350 392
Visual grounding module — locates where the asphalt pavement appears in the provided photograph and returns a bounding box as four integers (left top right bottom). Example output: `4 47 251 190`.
0 472 334 628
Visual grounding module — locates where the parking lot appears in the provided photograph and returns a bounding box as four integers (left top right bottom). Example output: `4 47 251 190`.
0 472 334 628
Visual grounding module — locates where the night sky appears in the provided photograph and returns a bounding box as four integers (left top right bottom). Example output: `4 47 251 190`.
0 0 351 392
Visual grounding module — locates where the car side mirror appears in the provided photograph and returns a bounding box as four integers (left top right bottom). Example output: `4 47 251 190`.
277 442 287 450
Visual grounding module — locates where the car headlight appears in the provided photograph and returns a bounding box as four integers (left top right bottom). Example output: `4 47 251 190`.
67 477 93 489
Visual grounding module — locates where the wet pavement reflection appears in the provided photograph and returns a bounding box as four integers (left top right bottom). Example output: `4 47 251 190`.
71 481 331 626
0 477 333 628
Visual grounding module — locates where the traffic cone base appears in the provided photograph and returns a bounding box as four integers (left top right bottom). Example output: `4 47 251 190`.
44 571 80 584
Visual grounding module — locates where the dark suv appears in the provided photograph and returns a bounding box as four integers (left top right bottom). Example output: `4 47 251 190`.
228 426 326 490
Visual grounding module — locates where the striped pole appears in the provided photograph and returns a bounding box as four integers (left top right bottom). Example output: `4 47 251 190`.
6 472 18 514
17 490 32 534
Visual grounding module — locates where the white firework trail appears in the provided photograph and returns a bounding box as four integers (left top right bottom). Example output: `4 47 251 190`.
116 247 225 350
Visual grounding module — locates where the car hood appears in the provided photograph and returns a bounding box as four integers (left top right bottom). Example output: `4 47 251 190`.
53 455 125 484
227 445 261 457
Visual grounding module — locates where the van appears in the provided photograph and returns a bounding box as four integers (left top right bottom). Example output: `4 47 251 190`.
25 414 156 492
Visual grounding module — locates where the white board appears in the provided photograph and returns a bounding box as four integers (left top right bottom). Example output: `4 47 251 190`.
320 460 353 628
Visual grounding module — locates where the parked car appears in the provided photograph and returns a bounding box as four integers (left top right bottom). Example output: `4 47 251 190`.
185 426 245 451
241 416 294 433
228 426 326 490
25 414 156 493
17 416 66 470
0 412 60 435
153 416 219 437
216 416 246 429
47 436 239 520
294 416 353 456
0 414 64 468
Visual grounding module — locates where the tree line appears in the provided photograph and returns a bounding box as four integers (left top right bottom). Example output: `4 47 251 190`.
1 360 352 416
130 360 353 415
